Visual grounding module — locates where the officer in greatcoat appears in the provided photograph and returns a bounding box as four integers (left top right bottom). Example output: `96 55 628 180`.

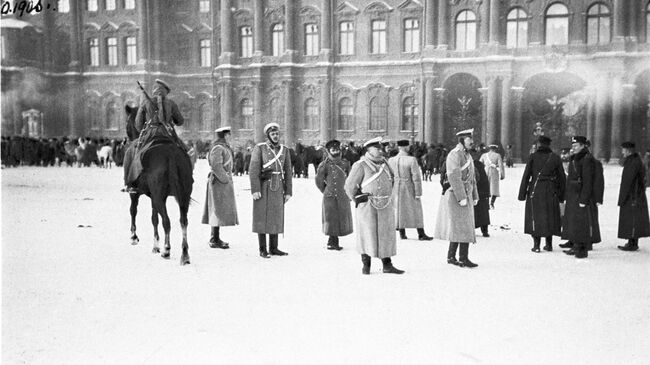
471 147 491 237
434 129 479 268
561 136 601 259
518 135 566 253
480 144 505 209
315 139 353 250
616 142 650 251
202 126 239 249
388 139 432 241
344 137 404 275
249 123 292 258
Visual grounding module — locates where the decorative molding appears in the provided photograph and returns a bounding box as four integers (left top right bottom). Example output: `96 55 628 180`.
265 5 285 24
299 83 320 98
299 6 321 24
233 9 253 27
336 1 360 15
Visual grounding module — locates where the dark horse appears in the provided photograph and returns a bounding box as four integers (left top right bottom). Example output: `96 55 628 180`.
124 105 194 265
296 144 326 177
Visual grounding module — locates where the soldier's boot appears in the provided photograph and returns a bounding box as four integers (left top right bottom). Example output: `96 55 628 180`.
531 236 541 253
447 242 461 266
587 243 593 251
399 229 408 240
258 234 270 258
459 242 478 268
559 241 573 249
269 234 288 256
574 243 588 259
208 227 229 249
417 228 433 241
480 226 490 237
381 257 405 274
618 239 639 251
543 236 553 252
330 236 343 250
361 254 371 275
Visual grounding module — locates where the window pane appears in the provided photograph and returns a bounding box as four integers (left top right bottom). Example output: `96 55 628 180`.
241 27 253 58
124 0 135 10
200 39 211 67
89 38 99 66
125 37 137 65
547 4 568 16
199 0 210 13
88 0 97 12
58 0 69 13
518 21 528 48
545 17 568 45
106 0 115 10
106 37 117 65
305 24 319 56
372 20 387 54
599 17 610 44
272 24 284 56
338 98 353 130
339 22 354 55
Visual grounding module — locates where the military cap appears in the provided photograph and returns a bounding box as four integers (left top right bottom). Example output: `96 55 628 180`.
263 122 280 134
621 141 635 149
571 136 588 144
363 136 384 148
215 126 231 133
325 139 341 149
456 128 474 137
488 144 499 150
397 139 410 147
537 135 552 145
154 79 171 92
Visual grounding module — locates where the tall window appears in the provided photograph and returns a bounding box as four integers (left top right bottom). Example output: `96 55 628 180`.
269 98 284 125
305 24 319 56
371 20 387 54
105 0 116 11
124 0 135 10
339 22 354 55
401 97 418 131
241 99 253 129
272 23 284 56
338 97 353 130
106 101 118 130
587 4 611 45
125 36 137 65
403 18 420 53
507 8 528 48
87 0 97 12
88 38 99 66
199 0 210 13
545 3 569 45
304 98 319 130
199 103 211 131
369 97 387 131
455 10 477 50
240 26 253 58
106 37 118 65
58 0 69 13
200 39 211 67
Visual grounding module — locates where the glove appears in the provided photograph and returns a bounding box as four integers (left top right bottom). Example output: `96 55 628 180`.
473 199 478 206
252 192 262 200
284 194 291 203
579 203 585 208
459 199 468 207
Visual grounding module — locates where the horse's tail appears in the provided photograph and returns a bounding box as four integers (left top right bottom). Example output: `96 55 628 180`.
169 149 193 209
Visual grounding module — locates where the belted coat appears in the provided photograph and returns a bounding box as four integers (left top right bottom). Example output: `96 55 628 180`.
561 149 601 244
434 144 479 243
480 150 504 196
315 157 353 237
388 151 424 229
344 155 396 258
202 140 239 227
617 153 650 239
249 142 292 234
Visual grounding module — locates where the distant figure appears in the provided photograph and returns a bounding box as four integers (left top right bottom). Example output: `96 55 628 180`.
480 144 505 209
616 142 650 252
504 144 514 168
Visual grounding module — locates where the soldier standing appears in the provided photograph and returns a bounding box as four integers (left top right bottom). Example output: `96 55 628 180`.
315 139 353 250
471 147 491 237
202 126 239 249
249 123 292 258
434 129 479 268
480 144 505 209
518 136 566 253
344 137 404 275
616 142 650 251
388 139 432 241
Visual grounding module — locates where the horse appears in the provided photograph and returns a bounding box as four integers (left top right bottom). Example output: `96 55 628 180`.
299 145 326 177
98 144 113 168
124 105 194 265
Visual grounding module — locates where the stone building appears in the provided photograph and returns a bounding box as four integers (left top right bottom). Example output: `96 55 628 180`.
1 0 649 162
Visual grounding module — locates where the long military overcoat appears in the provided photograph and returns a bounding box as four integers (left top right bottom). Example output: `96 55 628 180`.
388 151 424 229
480 150 504 196
473 159 490 228
561 149 601 244
315 157 353 237
434 144 479 243
518 146 566 237
617 153 650 239
202 141 239 227
249 142 292 234
344 156 396 258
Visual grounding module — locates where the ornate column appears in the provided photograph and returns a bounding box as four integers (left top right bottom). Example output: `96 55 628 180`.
629 1 639 41
254 0 264 56
424 0 435 50
486 76 499 144
283 80 295 145
320 78 331 143
613 0 626 41
479 87 489 143
220 80 233 132
285 0 296 52
511 87 525 162
321 0 332 56
594 77 610 160
500 76 512 149
610 78 624 160
424 80 435 143
254 81 264 143
68 0 81 68
437 0 448 48
479 0 490 46
137 0 149 63
150 0 162 64
220 0 232 60
622 84 637 142
434 88 446 143
67 0 83 136
489 0 500 45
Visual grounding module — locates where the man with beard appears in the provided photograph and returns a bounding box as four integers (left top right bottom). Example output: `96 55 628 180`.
616 142 650 251
388 139 432 241
345 137 404 275
434 129 479 268
249 123 292 258
315 139 353 251
202 126 239 250
518 135 566 253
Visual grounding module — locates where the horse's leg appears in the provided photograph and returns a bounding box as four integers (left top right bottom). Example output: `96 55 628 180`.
179 203 190 266
157 198 172 259
151 203 160 253
129 193 140 245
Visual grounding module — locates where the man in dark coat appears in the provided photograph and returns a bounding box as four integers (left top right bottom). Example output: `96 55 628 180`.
471 148 490 237
561 136 601 259
616 142 650 251
518 136 566 252
315 139 353 250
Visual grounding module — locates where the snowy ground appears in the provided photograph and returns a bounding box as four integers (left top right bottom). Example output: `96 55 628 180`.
2 160 649 365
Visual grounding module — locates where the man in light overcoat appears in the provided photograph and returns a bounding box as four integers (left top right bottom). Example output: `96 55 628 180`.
480 144 505 209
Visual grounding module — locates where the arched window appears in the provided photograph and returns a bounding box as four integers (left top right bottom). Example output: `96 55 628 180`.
338 97 353 130
506 8 528 48
269 97 284 126
199 103 211 131
106 101 119 130
369 97 387 131
272 23 284 56
401 97 419 131
305 24 320 56
587 4 611 45
304 98 319 130
545 3 569 45
240 26 253 58
455 10 477 51
88 99 100 129
240 99 253 129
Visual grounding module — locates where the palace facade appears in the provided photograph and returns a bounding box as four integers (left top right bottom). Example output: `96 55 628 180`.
1 0 650 161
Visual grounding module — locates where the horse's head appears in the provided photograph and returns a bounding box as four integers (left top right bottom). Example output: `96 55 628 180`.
124 104 139 141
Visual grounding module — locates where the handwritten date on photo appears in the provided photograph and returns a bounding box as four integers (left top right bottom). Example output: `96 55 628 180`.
1 1 59 17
